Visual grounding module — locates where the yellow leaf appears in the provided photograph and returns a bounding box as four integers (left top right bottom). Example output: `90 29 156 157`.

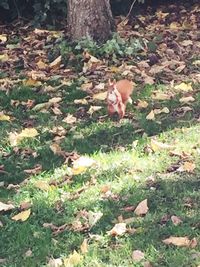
93 92 107 101
108 223 127 236
80 239 88 254
0 34 7 43
134 199 149 216
179 96 195 103
49 55 62 69
150 139 174 152
0 201 14 211
152 92 172 100
177 162 195 173
169 22 181 30
0 113 10 121
19 128 39 138
48 97 62 104
146 110 155 120
36 59 47 70
162 236 191 247
192 60 200 66
174 82 193 92
23 78 41 87
74 99 88 105
72 166 87 175
34 181 50 191
110 66 120 73
0 53 9 62
50 143 63 155
137 100 148 109
171 215 182 226
63 251 83 267
12 209 31 222
73 156 96 169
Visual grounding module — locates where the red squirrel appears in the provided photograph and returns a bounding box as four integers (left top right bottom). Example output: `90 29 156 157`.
107 79 134 119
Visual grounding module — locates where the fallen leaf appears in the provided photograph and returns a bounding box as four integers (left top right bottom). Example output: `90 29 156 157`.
23 78 41 87
150 139 174 152
0 259 6 264
36 59 47 70
169 22 181 30
34 180 50 191
81 82 93 91
181 40 193 46
50 143 63 156
20 201 32 211
134 199 149 216
88 106 102 115
32 102 51 111
48 97 62 104
153 107 170 114
0 113 10 121
71 166 87 175
152 92 172 100
63 250 83 267
162 236 195 247
74 99 88 105
12 209 31 222
62 114 77 124
73 156 96 169
132 250 145 262
177 161 195 172
93 92 107 101
171 215 183 226
88 211 103 228
179 96 195 103
0 34 7 43
0 201 14 212
0 53 9 62
108 223 127 236
80 239 88 254
137 100 148 109
24 164 42 175
25 249 32 257
174 82 193 92
146 110 155 120
48 258 63 267
49 55 62 70
51 106 63 115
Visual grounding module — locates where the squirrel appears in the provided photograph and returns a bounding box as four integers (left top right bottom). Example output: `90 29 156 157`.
107 79 134 119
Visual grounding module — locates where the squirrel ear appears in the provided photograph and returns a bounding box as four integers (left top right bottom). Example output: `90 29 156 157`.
108 78 116 86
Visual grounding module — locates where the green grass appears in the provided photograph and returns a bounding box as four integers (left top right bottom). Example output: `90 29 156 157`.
0 81 200 267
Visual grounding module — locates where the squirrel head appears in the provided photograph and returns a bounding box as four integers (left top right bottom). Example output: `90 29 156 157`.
108 79 117 91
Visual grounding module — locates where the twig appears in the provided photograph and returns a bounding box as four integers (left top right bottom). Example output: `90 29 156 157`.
122 0 137 22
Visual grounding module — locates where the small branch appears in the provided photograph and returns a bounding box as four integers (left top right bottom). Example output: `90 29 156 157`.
122 0 137 22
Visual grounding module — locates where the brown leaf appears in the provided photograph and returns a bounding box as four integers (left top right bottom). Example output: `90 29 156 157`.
136 100 148 109
179 96 195 103
134 199 149 216
49 55 62 70
62 114 77 124
20 201 32 211
171 215 183 226
146 110 155 120
24 164 42 175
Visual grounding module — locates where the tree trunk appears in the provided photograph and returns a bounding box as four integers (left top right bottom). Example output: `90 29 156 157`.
67 0 116 43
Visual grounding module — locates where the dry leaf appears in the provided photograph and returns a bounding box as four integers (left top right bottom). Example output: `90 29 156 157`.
48 258 63 267
71 166 87 175
0 113 10 121
49 97 62 104
63 250 83 267
19 128 39 138
137 100 148 109
23 78 41 87
36 59 47 70
152 92 172 100
179 96 195 103
132 250 145 262
80 239 88 254
134 199 149 216
177 161 195 173
146 110 155 120
74 99 88 105
108 223 127 236
12 209 31 222
62 114 77 124
73 156 96 169
51 106 63 115
93 92 107 101
162 236 193 247
0 34 7 43
88 211 103 228
153 107 170 114
32 102 51 111
0 201 14 212
50 143 63 156
25 249 32 257
34 180 50 191
171 215 183 226
150 139 174 152
24 164 42 175
49 55 62 69
170 22 181 30
88 106 102 115
81 82 93 91
174 82 193 92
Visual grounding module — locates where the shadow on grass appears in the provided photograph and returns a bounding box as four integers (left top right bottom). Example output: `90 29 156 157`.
0 173 199 267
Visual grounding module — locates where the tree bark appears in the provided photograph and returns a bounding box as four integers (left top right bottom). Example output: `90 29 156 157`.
67 0 116 43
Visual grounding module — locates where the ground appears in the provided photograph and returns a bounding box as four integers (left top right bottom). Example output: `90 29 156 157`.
0 2 200 267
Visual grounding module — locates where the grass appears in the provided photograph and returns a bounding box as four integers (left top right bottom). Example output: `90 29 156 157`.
0 80 200 267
